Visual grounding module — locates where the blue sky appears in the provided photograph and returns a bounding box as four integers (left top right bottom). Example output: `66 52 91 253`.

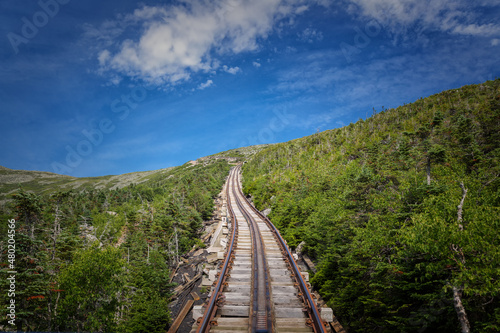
1 0 499 177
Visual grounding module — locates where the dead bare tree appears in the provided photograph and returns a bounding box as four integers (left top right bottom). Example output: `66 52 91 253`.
450 182 471 333
51 205 62 261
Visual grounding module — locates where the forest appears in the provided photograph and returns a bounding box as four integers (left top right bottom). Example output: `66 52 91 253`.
0 80 498 332
242 79 500 332
0 159 231 332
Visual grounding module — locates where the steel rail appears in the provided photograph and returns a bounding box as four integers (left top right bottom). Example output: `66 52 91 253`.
196 169 238 333
197 165 326 332
231 168 272 333
235 166 327 333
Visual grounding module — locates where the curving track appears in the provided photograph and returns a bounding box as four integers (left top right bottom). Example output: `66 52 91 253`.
195 165 327 333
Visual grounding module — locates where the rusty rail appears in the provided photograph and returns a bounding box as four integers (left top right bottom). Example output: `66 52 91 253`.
235 166 327 333
196 165 326 332
195 172 237 333
231 168 272 333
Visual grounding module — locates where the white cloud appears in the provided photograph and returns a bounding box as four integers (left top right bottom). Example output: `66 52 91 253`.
98 50 111 66
344 0 500 38
492 38 500 46
97 0 326 85
270 38 499 117
295 5 309 14
198 79 214 90
452 23 500 36
298 27 324 43
222 65 241 74
110 77 122 86
253 61 262 68
83 21 125 48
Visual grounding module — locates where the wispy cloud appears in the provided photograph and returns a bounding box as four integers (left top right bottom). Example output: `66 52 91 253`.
343 0 500 39
94 0 329 85
222 65 241 74
292 111 337 130
269 36 499 125
198 79 214 90
298 27 324 43
452 23 500 37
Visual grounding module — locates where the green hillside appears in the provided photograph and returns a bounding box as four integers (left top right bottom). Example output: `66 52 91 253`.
0 159 237 331
0 167 175 204
0 145 269 204
0 144 270 332
1 79 499 332
242 79 500 332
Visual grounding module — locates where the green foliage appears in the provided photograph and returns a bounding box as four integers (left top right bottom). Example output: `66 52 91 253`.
0 159 231 332
121 292 170 333
91 209 126 243
0 233 50 331
242 79 500 332
57 244 124 332
118 249 172 332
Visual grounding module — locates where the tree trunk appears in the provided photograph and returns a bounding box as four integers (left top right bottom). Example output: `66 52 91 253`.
457 182 468 231
52 205 62 261
453 286 471 333
175 226 179 264
426 156 431 185
451 182 471 332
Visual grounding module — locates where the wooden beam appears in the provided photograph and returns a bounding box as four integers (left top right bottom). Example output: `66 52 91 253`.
167 299 195 333
191 291 200 301
330 317 346 333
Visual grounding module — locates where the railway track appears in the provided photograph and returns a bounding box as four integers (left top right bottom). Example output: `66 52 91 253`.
194 165 328 333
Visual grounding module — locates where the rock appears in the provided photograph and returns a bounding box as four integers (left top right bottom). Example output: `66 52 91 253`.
262 208 272 217
86 234 97 242
193 249 204 257
296 241 306 255
220 238 228 248
321 307 334 322
85 234 102 247
209 270 218 281
192 305 204 321
201 276 212 286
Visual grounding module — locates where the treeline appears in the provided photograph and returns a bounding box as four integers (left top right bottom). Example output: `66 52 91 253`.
242 80 500 332
0 160 231 332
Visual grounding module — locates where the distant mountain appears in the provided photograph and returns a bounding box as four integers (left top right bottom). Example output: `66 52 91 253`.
0 166 168 202
0 145 269 203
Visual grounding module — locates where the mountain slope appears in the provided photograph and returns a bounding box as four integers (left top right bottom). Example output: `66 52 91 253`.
0 167 173 203
0 145 269 204
0 146 271 331
242 79 500 332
